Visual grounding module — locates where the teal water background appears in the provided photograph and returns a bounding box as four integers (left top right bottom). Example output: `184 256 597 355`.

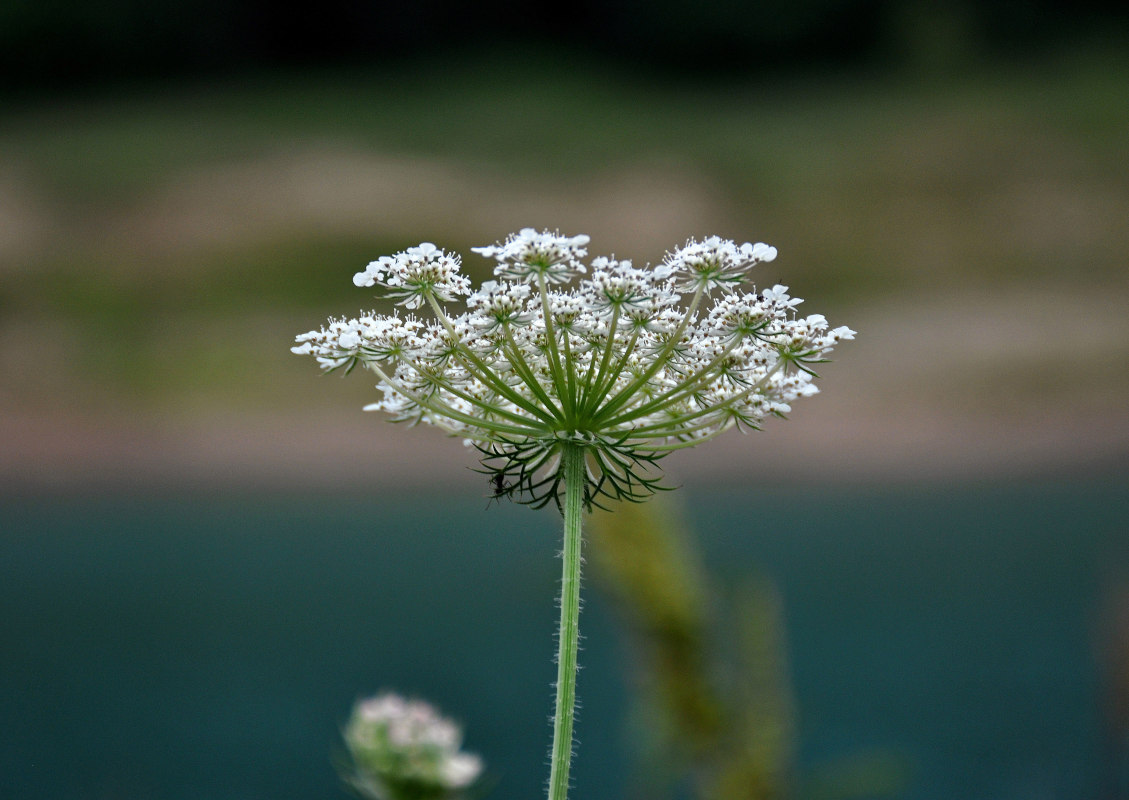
3 477 1127 799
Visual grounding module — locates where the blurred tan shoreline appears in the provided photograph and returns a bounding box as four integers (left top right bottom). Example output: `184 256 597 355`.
6 280 1128 492
4 391 1126 495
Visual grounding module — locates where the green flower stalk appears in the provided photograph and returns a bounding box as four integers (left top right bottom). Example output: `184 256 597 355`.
293 229 853 800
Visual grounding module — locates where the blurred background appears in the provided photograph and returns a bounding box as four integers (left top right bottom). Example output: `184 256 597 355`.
2 1 1128 798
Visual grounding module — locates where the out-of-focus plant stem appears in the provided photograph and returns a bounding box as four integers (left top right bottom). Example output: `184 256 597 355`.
710 581 796 800
588 497 796 800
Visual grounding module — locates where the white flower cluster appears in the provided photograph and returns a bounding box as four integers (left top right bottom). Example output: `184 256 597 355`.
343 693 483 798
294 229 854 506
352 242 470 308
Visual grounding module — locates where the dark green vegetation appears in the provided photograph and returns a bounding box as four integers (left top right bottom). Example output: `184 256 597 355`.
4 0 1123 89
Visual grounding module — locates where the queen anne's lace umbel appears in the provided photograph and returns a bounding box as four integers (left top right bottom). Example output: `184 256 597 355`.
343 693 483 797
293 229 854 508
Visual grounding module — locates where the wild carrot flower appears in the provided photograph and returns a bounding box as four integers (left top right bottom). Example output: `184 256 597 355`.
292 229 854 508
342 692 482 800
295 229 852 800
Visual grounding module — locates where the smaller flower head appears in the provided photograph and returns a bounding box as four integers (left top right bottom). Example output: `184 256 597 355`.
582 257 675 314
472 228 590 284
354 243 471 309
658 236 777 294
343 692 483 800
466 280 534 330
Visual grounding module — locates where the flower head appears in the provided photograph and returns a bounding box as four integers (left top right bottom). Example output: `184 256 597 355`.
658 235 777 294
343 692 483 800
472 227 589 284
353 242 471 309
294 231 853 509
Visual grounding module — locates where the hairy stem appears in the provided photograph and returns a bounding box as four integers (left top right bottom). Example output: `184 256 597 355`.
548 443 586 800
